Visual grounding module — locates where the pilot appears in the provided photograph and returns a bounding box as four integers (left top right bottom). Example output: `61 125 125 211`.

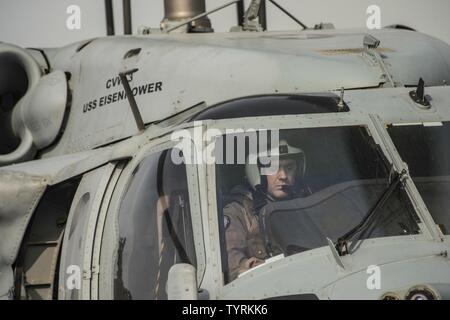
223 139 308 281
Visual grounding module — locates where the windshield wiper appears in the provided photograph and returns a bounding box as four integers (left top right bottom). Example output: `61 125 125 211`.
335 169 407 256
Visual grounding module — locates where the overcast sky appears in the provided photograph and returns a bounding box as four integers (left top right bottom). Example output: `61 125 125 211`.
0 0 449 47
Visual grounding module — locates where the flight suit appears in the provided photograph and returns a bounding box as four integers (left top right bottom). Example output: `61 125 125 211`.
223 185 268 281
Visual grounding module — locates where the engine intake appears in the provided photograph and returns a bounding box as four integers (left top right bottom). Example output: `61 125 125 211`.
0 43 68 166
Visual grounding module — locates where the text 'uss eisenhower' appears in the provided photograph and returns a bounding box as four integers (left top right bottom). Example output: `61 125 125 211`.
82 81 162 113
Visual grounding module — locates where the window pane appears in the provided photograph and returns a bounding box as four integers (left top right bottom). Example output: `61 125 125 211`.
388 122 450 234
114 149 196 299
216 127 421 282
190 94 349 121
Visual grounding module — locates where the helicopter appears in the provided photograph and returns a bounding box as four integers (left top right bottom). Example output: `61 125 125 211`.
1 0 450 300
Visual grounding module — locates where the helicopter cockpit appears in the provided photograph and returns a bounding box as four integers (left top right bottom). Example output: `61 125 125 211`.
215 125 422 282
209 94 449 286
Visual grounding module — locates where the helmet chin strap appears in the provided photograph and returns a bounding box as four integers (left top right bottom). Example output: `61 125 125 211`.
255 179 294 203
251 165 298 213
253 180 269 215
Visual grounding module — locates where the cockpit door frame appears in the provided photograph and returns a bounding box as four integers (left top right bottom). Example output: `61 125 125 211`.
98 133 206 299
58 162 119 300
90 162 127 299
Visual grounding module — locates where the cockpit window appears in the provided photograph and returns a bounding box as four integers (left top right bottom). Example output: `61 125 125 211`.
190 94 349 121
388 122 450 235
216 126 421 282
114 149 196 299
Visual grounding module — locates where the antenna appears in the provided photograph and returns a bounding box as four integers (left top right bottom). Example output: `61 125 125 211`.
119 69 145 132
337 87 345 111
123 0 132 35
104 0 115 35
409 78 430 108
268 0 308 29
258 0 267 31
236 0 245 26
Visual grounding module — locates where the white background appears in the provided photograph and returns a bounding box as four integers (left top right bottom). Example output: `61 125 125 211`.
0 0 449 48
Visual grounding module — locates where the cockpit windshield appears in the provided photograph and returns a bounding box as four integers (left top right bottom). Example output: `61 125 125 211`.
215 126 421 282
388 122 450 235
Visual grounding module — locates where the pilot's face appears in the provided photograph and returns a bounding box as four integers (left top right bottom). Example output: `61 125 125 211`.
266 158 297 200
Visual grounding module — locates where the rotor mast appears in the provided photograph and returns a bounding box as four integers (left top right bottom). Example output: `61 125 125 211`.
161 0 213 32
